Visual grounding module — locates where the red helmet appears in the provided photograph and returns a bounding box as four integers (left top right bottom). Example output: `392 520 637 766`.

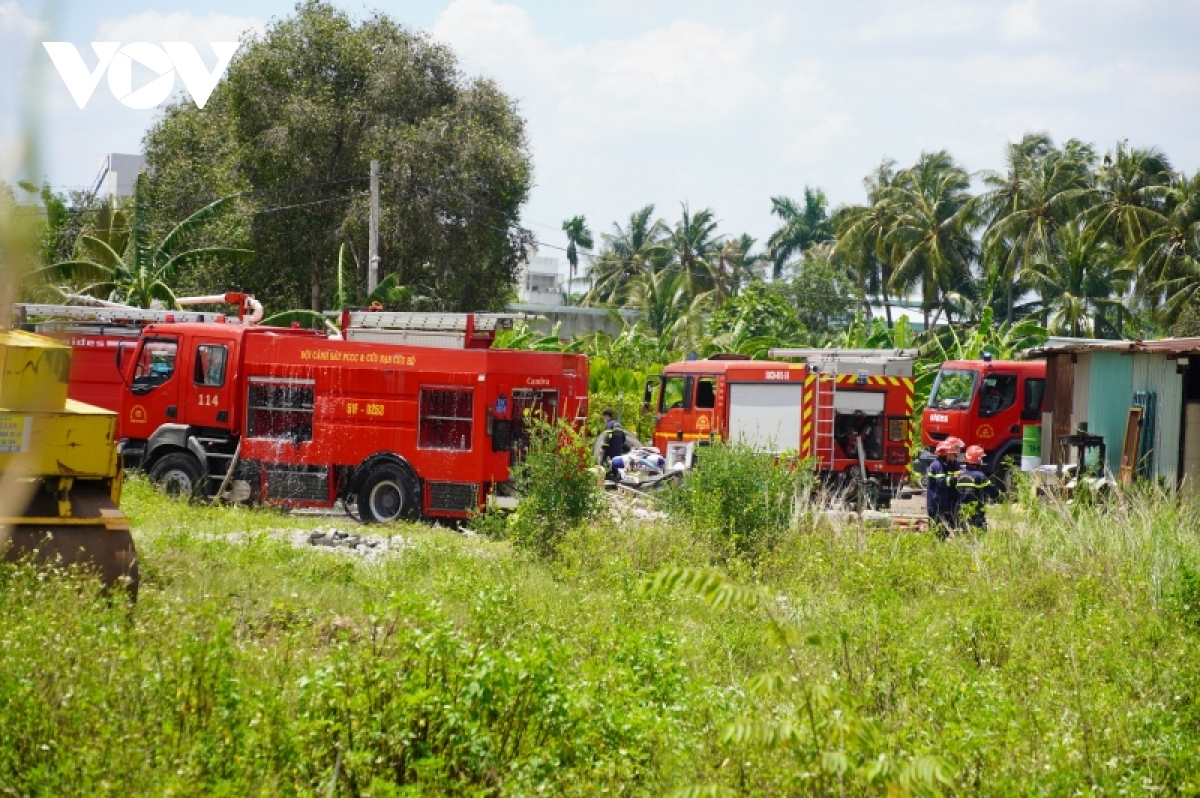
946 436 966 452
964 445 985 465
935 440 955 457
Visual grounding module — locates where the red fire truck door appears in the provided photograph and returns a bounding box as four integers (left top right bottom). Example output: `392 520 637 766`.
184 339 234 429
125 335 183 433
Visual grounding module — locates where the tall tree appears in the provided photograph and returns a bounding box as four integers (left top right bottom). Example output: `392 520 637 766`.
708 235 762 308
886 151 978 328
584 205 667 305
766 188 834 279
834 160 900 325
561 215 593 286
143 0 533 313
668 203 722 295
1082 141 1172 252
1025 222 1134 338
975 133 1095 324
1136 171 1200 326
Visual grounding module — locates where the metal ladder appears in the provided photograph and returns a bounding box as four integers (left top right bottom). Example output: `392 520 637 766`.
813 365 838 465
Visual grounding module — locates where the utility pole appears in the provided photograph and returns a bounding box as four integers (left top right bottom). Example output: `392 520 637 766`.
368 160 380 294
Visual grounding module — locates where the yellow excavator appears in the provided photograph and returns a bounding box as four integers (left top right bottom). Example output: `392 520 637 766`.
0 329 138 597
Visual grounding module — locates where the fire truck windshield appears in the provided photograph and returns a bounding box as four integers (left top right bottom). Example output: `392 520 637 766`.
928 368 978 410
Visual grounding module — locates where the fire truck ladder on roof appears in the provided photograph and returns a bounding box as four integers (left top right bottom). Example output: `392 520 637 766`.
342 311 526 349
13 303 235 326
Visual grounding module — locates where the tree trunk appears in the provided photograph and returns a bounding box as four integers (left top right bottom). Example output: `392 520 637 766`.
311 264 321 311
883 282 894 329
1006 267 1015 325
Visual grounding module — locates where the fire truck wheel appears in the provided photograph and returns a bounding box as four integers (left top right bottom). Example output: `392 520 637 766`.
358 466 417 524
149 452 204 498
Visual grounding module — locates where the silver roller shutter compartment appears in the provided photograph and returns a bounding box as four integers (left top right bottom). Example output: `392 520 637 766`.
728 383 803 452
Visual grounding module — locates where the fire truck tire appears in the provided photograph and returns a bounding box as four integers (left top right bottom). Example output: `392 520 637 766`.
148 452 204 498
358 465 418 524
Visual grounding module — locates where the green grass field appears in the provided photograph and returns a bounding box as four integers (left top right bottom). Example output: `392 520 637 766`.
1 477 1198 796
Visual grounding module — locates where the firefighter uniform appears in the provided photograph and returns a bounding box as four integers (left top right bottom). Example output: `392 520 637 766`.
955 446 993 531
926 457 961 536
601 416 627 481
954 465 991 530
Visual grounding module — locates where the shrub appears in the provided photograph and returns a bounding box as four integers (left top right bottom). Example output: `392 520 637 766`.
508 416 602 558
660 441 811 559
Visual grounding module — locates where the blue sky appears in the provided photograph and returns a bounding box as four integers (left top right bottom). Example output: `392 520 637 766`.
4 0 1200 269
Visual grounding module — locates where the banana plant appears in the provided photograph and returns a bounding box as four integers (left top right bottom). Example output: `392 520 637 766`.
37 172 253 308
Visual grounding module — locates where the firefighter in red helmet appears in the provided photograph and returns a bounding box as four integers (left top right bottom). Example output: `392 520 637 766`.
926 438 962 537
955 445 993 531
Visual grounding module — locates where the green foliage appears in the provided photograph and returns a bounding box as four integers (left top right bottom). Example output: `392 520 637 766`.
36 173 252 308
659 441 811 559
1170 295 1200 337
2 478 1200 793
706 280 806 354
780 248 861 334
643 566 953 796
144 0 533 314
507 416 601 559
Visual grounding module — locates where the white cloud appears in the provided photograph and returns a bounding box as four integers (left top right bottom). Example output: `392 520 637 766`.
0 0 42 37
856 2 981 41
432 0 769 134
96 10 262 48
1000 0 1043 41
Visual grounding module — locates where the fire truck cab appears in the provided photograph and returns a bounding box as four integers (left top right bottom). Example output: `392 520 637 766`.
649 349 917 504
115 311 588 522
918 357 1046 476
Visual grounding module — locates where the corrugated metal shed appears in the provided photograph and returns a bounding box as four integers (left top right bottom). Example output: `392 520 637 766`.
1132 354 1183 484
1087 352 1133 474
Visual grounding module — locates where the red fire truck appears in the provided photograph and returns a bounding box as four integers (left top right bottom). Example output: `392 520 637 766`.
15 294 262 437
109 310 587 522
916 356 1046 477
647 348 917 504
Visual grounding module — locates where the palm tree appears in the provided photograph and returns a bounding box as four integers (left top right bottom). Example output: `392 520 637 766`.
561 215 593 286
1082 141 1172 251
975 134 1095 324
1136 171 1200 325
885 151 978 328
668 203 722 296
708 235 763 308
584 205 668 305
1025 223 1134 338
766 187 834 279
38 173 251 308
834 160 900 325
622 266 711 348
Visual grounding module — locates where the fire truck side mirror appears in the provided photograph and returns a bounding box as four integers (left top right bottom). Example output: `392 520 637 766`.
642 379 655 411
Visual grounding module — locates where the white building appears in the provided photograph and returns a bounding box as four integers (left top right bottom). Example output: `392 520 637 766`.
517 248 564 306
90 153 145 202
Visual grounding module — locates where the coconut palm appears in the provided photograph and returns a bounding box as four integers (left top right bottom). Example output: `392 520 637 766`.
766 187 834 279
885 151 978 328
38 173 252 308
584 205 668 305
834 160 901 325
668 203 723 295
975 134 1096 323
708 235 765 308
1136 171 1200 325
561 215 594 285
622 266 711 348
1082 141 1172 251
1025 223 1134 337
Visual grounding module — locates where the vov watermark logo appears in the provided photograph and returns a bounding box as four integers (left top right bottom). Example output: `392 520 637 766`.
43 42 238 110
